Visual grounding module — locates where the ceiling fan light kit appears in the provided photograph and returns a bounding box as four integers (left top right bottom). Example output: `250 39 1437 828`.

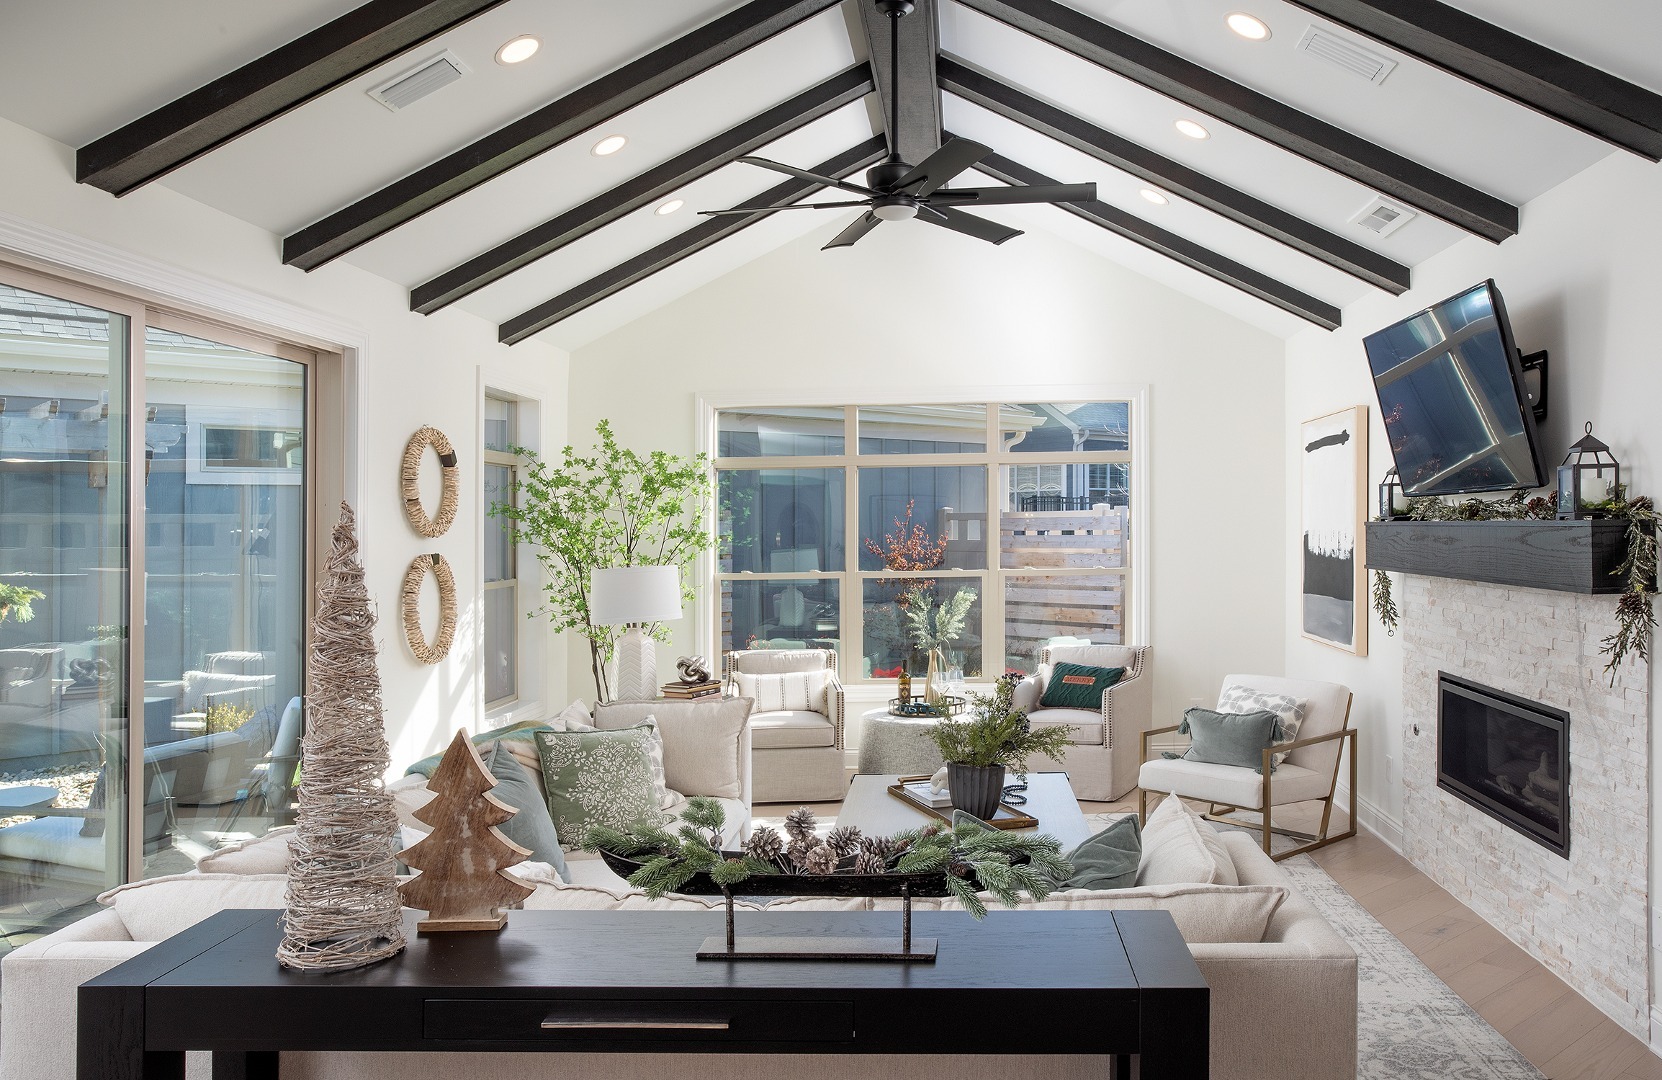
699 0 1096 250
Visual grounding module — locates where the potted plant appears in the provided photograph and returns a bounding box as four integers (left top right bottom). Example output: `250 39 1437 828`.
0 581 44 625
927 673 1073 819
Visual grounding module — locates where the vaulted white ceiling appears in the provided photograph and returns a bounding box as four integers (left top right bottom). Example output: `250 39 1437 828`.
0 0 1657 350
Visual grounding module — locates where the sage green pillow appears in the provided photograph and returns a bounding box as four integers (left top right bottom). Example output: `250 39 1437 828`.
1173 707 1281 773
482 741 567 880
1039 662 1124 709
1061 815 1142 890
534 723 665 850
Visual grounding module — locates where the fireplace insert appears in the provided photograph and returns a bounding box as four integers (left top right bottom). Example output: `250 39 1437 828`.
1437 673 1569 857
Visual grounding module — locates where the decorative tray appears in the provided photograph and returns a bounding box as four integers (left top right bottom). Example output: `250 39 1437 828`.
596 849 952 897
886 775 1039 831
887 694 966 717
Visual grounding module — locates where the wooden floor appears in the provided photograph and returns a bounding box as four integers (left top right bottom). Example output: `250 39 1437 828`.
762 789 1662 1080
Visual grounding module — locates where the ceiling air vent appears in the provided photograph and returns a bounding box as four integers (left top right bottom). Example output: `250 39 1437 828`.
1351 196 1416 237
368 51 468 112
1297 26 1399 85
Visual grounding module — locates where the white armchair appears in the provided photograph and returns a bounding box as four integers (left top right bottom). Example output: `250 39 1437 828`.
724 648 846 803
1137 674 1356 861
1011 644 1151 801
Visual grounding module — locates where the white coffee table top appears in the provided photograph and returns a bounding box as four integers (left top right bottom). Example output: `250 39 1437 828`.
835 772 1092 851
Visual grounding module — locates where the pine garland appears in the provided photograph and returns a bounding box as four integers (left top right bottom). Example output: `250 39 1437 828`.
1371 492 1657 683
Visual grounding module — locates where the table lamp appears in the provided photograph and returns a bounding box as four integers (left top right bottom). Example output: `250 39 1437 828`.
590 565 683 701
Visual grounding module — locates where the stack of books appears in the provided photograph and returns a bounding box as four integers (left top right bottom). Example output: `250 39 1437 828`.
899 779 953 808
660 680 722 700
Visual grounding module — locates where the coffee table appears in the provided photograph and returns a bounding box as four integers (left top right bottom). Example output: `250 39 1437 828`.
836 771 1094 850
0 785 58 816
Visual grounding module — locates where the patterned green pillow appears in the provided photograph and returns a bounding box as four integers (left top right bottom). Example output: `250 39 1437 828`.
1039 662 1125 710
534 723 666 850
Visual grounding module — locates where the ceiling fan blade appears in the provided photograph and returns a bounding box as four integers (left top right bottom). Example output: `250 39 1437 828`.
699 199 870 216
895 138 993 196
928 183 1096 206
823 211 882 250
916 205 1022 245
737 156 876 197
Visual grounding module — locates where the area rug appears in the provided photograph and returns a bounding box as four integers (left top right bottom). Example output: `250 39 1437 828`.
756 810 1544 1080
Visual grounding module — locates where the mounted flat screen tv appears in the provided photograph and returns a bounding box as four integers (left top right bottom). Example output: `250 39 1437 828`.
1364 280 1548 497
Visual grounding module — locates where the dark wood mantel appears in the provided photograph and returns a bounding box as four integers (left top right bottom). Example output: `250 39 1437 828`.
1364 518 1631 594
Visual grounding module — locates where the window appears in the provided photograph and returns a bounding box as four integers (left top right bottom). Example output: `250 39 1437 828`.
482 395 518 709
714 402 1136 681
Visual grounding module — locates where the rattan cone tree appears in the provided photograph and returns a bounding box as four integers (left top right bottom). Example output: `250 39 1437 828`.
276 502 407 971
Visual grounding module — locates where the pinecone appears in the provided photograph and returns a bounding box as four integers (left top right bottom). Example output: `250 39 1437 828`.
803 843 838 876
860 834 895 861
854 850 888 875
787 835 817 870
948 858 974 878
825 825 862 858
783 806 817 842
744 826 785 865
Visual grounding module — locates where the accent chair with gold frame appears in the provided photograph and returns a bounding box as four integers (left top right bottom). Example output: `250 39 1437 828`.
1137 674 1356 861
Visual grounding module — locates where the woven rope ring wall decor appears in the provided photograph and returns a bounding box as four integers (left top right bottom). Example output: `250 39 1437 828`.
401 554 457 665
401 426 460 538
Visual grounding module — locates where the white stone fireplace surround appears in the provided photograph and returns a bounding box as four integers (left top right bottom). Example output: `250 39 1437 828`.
1398 574 1649 1036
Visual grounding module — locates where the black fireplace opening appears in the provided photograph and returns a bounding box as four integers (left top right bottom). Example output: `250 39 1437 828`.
1437 673 1570 858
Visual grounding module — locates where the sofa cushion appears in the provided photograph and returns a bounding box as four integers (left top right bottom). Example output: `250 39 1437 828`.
1139 757 1333 810
535 724 665 850
1218 684 1306 769
885 881 1286 944
1138 796 1238 886
0 815 107 872
404 719 553 778
734 670 828 714
97 873 291 941
196 826 298 875
1038 662 1123 709
1026 707 1104 745
180 670 274 712
483 741 567 878
1175 707 1281 772
593 698 749 801
751 709 835 749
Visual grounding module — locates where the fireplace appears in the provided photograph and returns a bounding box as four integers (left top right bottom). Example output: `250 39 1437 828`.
1437 673 1570 858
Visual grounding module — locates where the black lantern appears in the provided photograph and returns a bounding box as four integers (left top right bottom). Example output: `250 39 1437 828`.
1556 422 1621 519
1377 467 1406 521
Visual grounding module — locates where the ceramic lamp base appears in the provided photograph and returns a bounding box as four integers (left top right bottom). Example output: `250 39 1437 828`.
613 626 658 701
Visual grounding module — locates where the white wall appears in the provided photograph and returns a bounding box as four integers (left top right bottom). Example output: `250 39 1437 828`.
569 219 1289 730
0 116 571 770
1283 147 1662 1017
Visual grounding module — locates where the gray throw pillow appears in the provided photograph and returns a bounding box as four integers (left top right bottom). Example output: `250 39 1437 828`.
1061 815 1142 890
483 741 567 880
1171 707 1282 772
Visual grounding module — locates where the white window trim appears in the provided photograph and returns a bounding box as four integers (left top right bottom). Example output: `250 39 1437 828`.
695 385 1151 683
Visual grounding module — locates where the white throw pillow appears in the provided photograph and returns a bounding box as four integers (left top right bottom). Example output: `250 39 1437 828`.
1218 685 1306 768
636 714 682 810
734 669 828 714
98 873 291 941
195 826 296 875
1138 795 1238 887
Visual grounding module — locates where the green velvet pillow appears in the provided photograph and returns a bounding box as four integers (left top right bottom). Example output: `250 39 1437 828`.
404 719 551 778
482 741 567 880
1039 662 1125 709
535 723 665 850
1061 815 1142 890
1173 707 1282 773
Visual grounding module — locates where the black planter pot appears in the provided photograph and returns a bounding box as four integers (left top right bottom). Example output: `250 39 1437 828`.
947 763 1006 820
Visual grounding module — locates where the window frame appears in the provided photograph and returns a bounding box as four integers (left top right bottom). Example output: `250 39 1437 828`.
482 393 519 712
702 392 1149 685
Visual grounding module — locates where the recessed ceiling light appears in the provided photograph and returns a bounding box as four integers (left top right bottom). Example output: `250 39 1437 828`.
591 134 628 157
1226 12 1271 41
1140 188 1169 206
1175 119 1211 140
655 199 685 216
495 35 540 64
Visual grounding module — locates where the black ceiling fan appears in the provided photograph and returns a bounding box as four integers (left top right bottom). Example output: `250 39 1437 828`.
699 0 1096 249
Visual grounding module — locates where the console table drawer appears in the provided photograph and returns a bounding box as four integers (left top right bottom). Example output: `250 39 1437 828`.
425 998 855 1043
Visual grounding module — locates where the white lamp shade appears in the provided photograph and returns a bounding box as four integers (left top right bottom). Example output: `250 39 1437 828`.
590 565 682 626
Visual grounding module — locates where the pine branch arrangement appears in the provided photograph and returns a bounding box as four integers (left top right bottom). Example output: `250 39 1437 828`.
928 673 1072 772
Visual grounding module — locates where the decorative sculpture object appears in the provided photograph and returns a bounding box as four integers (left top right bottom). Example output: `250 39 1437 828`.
401 553 457 664
401 425 460 538
397 730 534 931
277 502 407 972
676 655 712 685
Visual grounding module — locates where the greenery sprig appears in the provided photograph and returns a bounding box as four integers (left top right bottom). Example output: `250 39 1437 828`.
928 673 1072 772
1371 491 1656 683
0 582 44 625
582 799 1072 919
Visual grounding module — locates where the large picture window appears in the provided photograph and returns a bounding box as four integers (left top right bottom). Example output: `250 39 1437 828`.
714 402 1135 681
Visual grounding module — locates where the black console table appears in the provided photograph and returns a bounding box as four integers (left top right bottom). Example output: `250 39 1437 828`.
79 908 1208 1080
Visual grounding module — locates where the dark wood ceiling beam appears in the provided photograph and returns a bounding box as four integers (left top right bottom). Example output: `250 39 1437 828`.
968 145 1340 330
855 0 942 164
953 0 1517 242
499 138 888 344
1280 0 1662 160
283 0 845 271
938 56 1409 294
411 65 873 314
77 0 509 196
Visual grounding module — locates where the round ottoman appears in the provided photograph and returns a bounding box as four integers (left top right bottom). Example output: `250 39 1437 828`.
856 707 945 776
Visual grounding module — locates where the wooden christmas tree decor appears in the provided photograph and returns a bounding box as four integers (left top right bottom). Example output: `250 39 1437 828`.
398 730 534 931
277 502 407 972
